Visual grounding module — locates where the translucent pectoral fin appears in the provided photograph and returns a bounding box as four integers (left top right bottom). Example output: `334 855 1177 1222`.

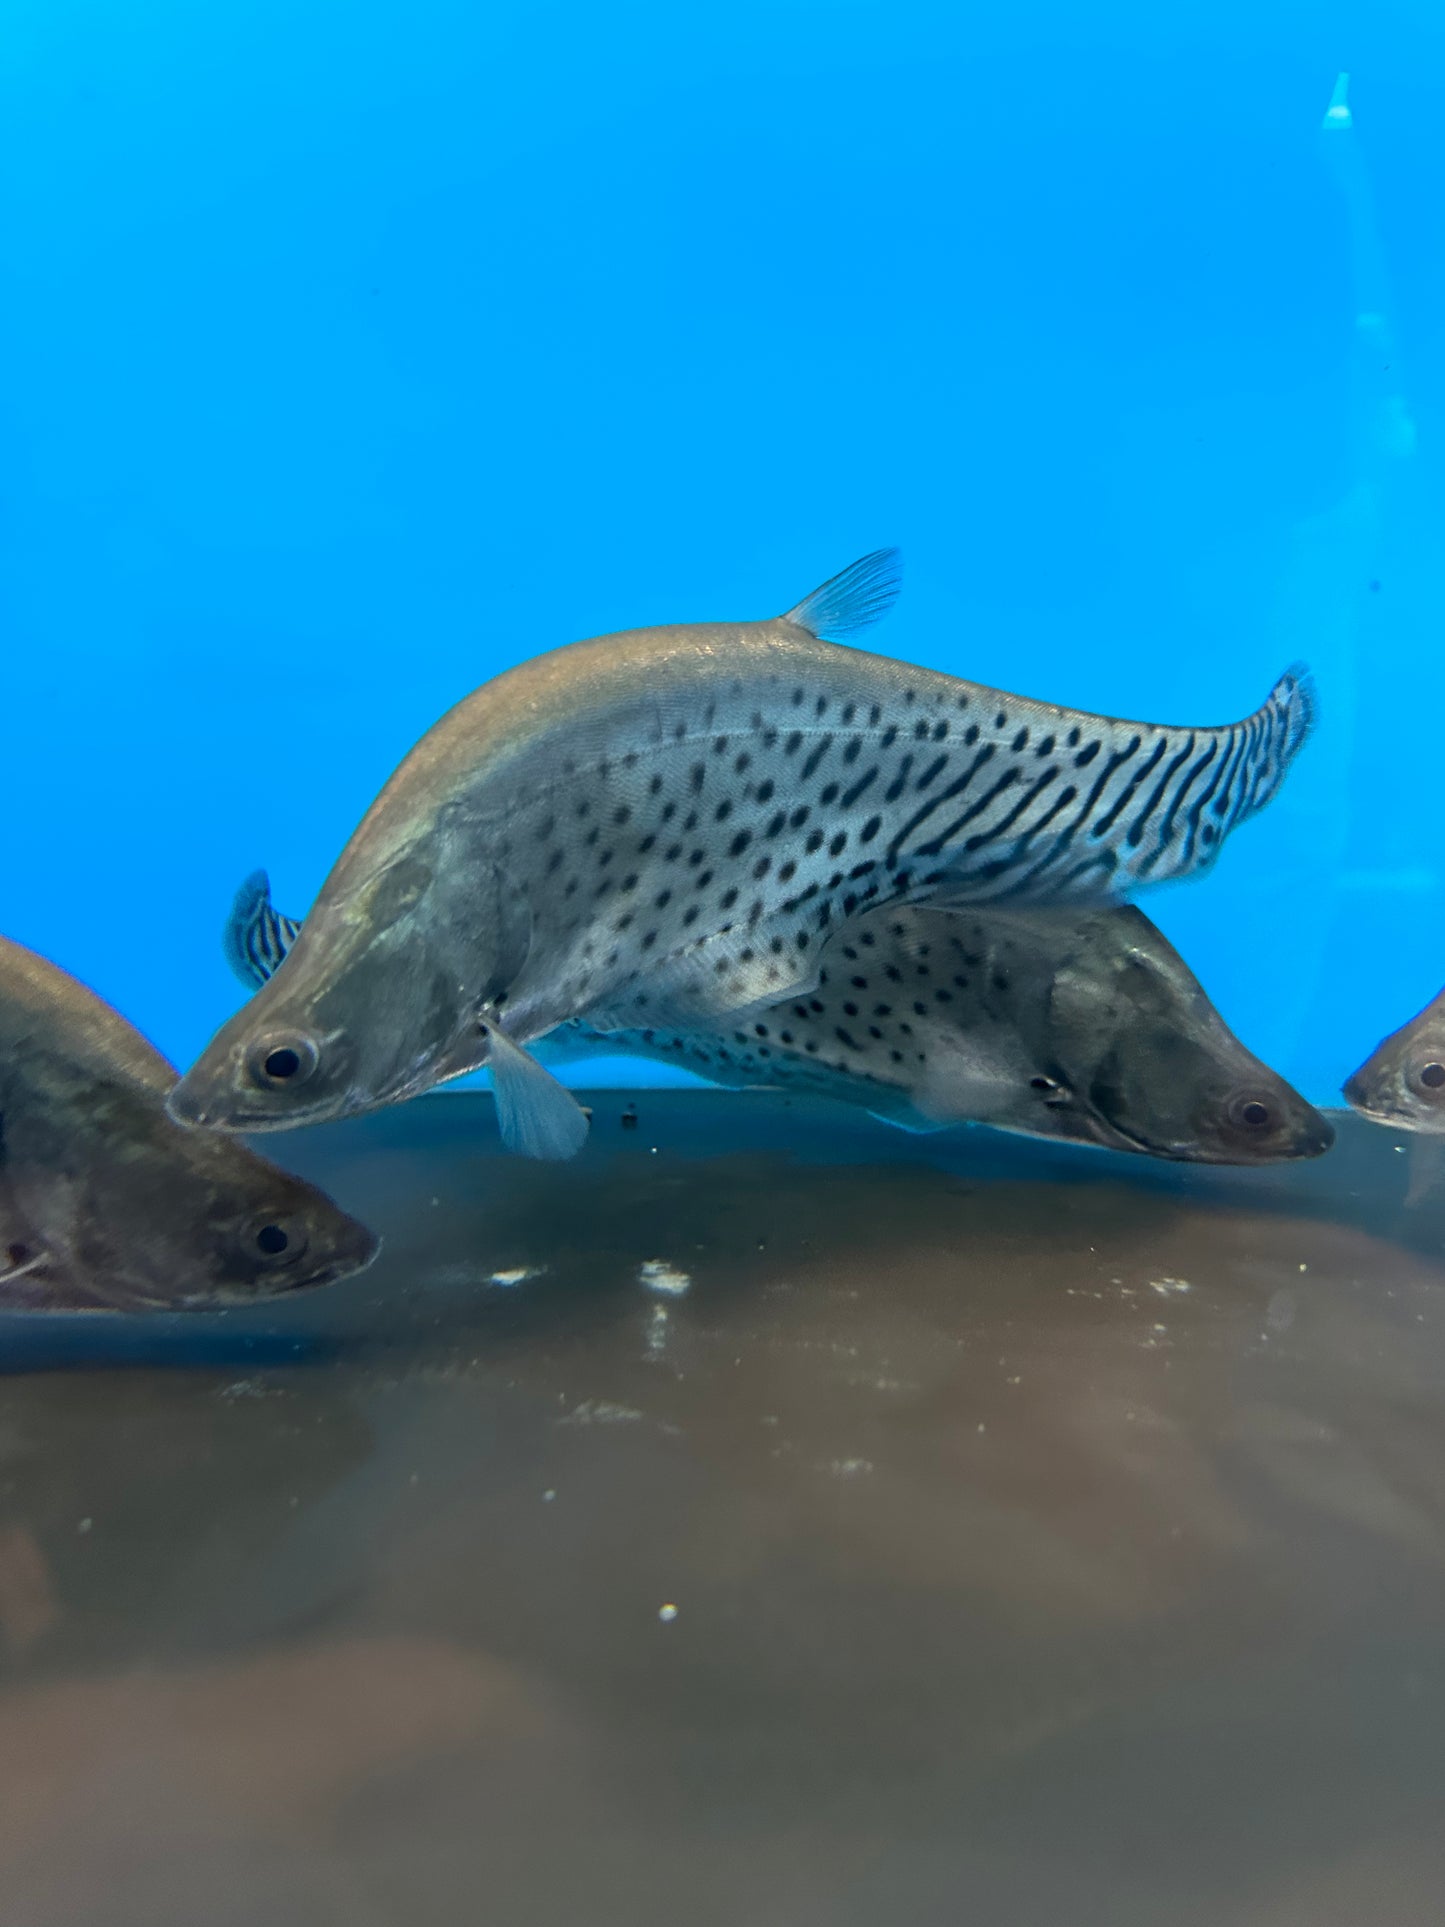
1405 1139 1445 1209
863 1102 953 1137
484 1024 591 1161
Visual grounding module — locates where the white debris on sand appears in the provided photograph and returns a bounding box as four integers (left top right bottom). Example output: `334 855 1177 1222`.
487 1265 546 1288
558 1399 645 1427
638 1259 691 1297
827 1457 874 1479
1149 1277 1192 1297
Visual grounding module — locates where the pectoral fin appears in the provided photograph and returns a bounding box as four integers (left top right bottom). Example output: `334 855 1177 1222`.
0 1184 91 1309
1405 1138 1445 1209
484 1024 591 1161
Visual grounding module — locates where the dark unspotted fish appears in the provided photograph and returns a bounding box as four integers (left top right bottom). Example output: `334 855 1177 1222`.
1343 985 1445 1133
0 936 378 1312
230 874 1330 1165
173 551 1313 1158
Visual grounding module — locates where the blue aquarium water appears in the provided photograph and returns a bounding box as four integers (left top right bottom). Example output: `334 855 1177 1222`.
3 0 1443 1108
8 13 1445 1922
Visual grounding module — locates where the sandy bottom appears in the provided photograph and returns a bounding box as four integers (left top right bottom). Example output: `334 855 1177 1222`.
1 1092 1443 1927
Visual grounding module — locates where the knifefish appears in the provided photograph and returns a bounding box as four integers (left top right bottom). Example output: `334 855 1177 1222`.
172 550 1314 1158
0 935 378 1311
1343 984 1445 1133
229 872 1331 1165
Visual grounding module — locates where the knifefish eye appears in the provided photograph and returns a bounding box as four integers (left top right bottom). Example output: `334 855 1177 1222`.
1415 1061 1445 1093
247 1033 320 1091
241 1214 309 1266
1229 1093 1274 1131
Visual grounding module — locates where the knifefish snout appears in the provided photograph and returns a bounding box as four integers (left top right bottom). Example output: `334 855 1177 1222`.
1343 1021 1445 1134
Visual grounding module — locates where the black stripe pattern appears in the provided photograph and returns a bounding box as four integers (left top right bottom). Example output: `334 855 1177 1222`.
224 873 303 991
885 666 1314 904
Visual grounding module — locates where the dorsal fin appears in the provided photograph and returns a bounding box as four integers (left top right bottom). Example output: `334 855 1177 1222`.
782 548 902 641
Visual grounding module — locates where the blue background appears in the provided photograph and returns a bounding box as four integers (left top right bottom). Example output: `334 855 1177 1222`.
3 0 1442 1103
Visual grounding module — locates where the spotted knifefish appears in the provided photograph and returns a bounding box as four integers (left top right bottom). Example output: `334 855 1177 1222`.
228 872 1330 1165
1343 985 1445 1133
171 549 1313 1158
0 935 378 1311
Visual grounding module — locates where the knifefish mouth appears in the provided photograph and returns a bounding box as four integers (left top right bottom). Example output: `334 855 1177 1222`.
165 1079 361 1134
1105 1119 1336 1164
1339 1089 1406 1130
1339 1063 1413 1129
171 1233 381 1309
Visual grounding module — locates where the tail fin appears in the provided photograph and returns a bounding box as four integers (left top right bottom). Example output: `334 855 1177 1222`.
223 869 300 990
1247 662 1317 817
1271 661 1318 759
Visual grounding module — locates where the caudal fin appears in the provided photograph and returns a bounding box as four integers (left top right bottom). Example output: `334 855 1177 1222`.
1244 662 1317 817
223 870 301 990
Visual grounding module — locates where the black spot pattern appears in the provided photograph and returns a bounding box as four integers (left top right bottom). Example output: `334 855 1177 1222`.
459 644 1313 1039
544 903 1055 1126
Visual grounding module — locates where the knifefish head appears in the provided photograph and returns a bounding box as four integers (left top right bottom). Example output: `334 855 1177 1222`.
9 1123 379 1313
1040 909 1334 1164
0 935 379 1313
2 1052 377 1318
1342 988 1445 1133
170 845 528 1133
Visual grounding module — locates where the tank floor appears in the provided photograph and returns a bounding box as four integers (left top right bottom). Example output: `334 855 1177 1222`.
2 1094 1444 1926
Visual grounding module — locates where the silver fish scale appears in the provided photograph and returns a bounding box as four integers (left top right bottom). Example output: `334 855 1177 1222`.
490 647 1312 1034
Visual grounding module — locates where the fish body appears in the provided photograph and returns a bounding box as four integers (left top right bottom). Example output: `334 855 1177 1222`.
172 552 1313 1154
229 874 1331 1165
1343 985 1445 1132
0 936 378 1311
